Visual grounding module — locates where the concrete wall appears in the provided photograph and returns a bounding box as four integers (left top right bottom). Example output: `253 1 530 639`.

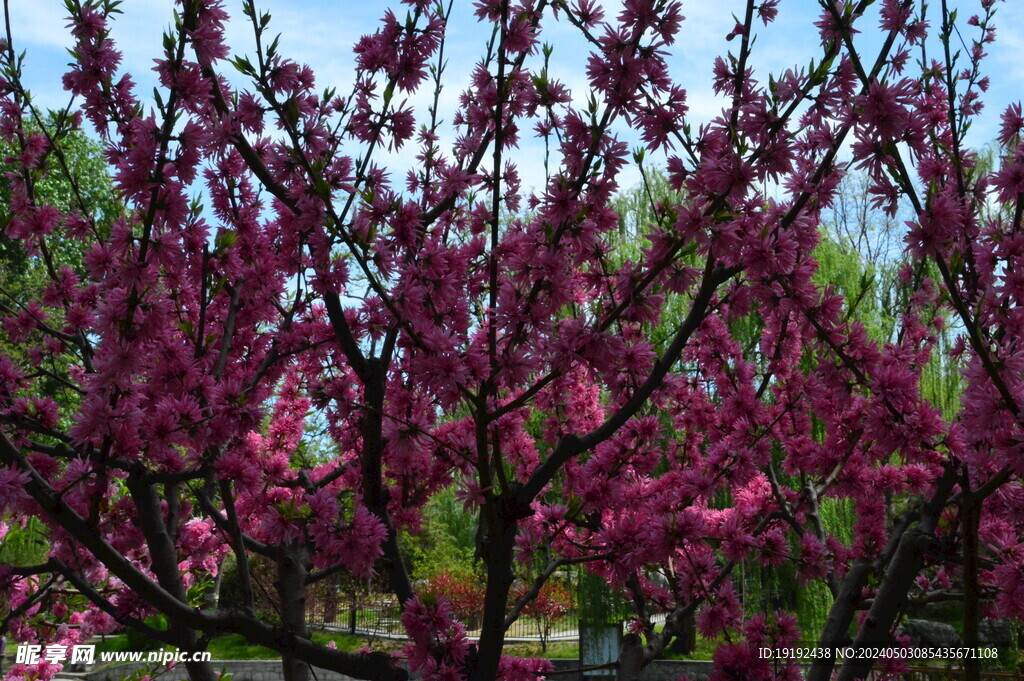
549 658 722 680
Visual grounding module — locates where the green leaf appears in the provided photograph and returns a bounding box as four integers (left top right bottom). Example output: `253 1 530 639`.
283 97 300 126
215 230 238 252
231 55 255 76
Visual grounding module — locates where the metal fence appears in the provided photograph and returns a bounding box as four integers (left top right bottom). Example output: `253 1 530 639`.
307 596 581 643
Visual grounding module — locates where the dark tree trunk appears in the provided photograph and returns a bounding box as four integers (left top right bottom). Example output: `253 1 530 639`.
667 610 697 656
805 558 872 681
831 471 955 681
963 494 981 681
835 530 928 681
470 498 521 681
324 582 339 625
277 545 312 681
809 470 955 681
616 633 644 681
127 477 216 681
358 357 415 606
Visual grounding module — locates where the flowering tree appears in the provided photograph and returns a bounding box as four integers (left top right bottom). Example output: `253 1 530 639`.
423 570 487 629
1 1 1023 681
517 578 572 652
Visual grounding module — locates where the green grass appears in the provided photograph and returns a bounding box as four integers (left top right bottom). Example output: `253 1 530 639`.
505 641 579 659
646 620 720 661
94 632 367 661
663 635 722 661
93 635 141 654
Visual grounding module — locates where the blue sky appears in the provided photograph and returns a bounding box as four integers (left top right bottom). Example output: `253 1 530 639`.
8 1 1024 194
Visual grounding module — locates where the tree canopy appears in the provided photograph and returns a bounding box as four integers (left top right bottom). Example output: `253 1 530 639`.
1 2 1023 681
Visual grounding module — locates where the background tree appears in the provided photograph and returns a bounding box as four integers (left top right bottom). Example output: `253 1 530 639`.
0 114 118 638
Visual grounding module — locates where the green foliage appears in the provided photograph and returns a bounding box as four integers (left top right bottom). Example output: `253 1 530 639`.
741 560 799 616
662 634 723 661
820 497 855 545
0 116 119 429
578 569 629 625
204 632 365 660
0 116 119 294
505 640 579 659
790 495 857 636
95 631 366 661
603 167 968 652
795 577 834 640
0 517 48 566
817 172 963 418
812 233 893 341
609 168 694 350
610 168 680 260
402 485 478 580
922 326 964 421
218 554 281 622
123 615 168 652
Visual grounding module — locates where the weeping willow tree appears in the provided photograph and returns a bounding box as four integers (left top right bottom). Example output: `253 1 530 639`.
795 498 858 637
578 569 631 626
793 171 963 637
0 517 48 566
602 167 966 651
